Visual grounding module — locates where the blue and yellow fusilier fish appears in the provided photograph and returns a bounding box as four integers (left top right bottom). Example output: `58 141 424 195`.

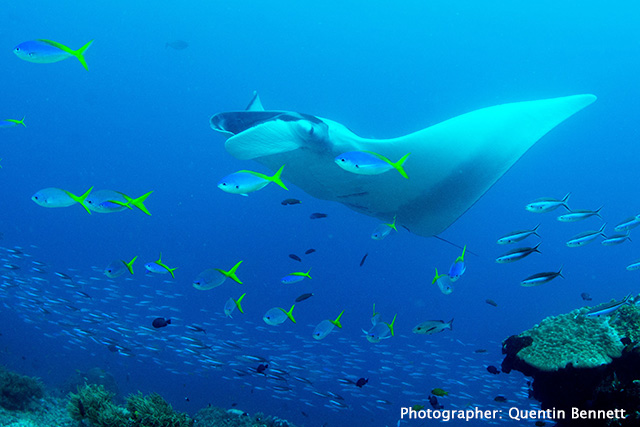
0 116 26 129
224 293 246 318
281 268 312 284
448 245 466 281
31 186 94 214
14 39 93 70
104 256 137 278
363 313 396 343
144 253 177 278
88 190 153 215
432 268 454 295
371 215 397 240
335 151 410 179
312 310 344 340
263 305 296 325
217 165 287 196
193 261 243 290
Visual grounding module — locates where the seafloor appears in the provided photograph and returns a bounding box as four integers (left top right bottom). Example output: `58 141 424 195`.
0 365 296 427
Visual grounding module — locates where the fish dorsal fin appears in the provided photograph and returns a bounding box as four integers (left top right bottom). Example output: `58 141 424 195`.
246 91 264 111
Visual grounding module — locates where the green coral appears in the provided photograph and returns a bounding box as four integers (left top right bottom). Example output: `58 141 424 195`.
67 384 192 427
67 384 128 426
515 296 640 371
127 392 193 427
0 366 44 410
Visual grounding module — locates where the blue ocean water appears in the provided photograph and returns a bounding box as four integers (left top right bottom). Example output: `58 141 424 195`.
1 1 638 426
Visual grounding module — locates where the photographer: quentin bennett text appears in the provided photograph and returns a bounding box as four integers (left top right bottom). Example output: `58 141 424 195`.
400 407 628 422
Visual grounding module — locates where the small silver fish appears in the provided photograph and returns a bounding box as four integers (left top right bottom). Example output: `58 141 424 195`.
557 207 602 222
495 243 541 263
614 216 640 232
496 224 540 244
580 294 634 317
601 232 631 246
520 266 564 287
525 193 570 213
566 223 606 247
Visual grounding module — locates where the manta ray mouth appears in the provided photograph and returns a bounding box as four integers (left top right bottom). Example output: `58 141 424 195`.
211 94 597 237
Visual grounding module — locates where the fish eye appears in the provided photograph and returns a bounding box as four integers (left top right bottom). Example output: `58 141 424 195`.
221 183 226 186
355 165 359 168
340 158 345 162
28 52 33 57
235 186 239 189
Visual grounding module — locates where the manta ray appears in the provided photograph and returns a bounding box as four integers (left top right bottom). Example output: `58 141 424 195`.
210 93 596 237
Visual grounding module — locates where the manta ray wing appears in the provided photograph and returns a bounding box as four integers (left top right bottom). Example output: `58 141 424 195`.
211 94 596 237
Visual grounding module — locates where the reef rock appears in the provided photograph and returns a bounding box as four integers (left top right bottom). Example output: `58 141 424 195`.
502 295 640 426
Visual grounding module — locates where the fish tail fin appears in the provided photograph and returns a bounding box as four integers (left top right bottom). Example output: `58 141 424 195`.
331 310 345 329
17 116 26 127
284 305 296 323
432 268 440 285
64 186 94 214
561 192 571 210
599 222 607 236
218 260 244 284
168 267 177 279
533 223 541 237
73 40 94 71
449 318 454 330
385 215 398 231
121 256 137 275
596 206 604 219
392 152 411 179
533 242 542 253
558 264 565 279
235 293 246 314
387 313 397 337
305 268 312 279
269 165 288 190
129 191 153 216
455 245 467 263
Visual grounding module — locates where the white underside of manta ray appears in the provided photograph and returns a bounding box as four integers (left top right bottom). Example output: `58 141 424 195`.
210 93 596 237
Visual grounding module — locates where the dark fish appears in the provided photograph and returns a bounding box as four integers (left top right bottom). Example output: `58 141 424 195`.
428 395 443 410
486 365 500 375
289 254 302 262
355 377 368 388
256 363 269 374
165 40 188 50
494 395 507 402
106 344 119 353
359 253 368 267
474 349 487 353
620 337 632 345
581 292 592 301
295 293 314 303
485 299 498 307
152 317 171 328
186 325 206 334
301 411 309 417
78 399 86 418
310 212 327 219
305 248 316 255
75 291 92 299
281 198 301 205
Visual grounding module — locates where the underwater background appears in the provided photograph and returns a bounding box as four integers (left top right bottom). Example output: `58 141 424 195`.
1 1 638 426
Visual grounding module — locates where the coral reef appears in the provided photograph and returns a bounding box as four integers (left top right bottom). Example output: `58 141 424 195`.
502 296 640 426
68 384 193 427
0 366 44 411
62 367 119 396
194 406 297 427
